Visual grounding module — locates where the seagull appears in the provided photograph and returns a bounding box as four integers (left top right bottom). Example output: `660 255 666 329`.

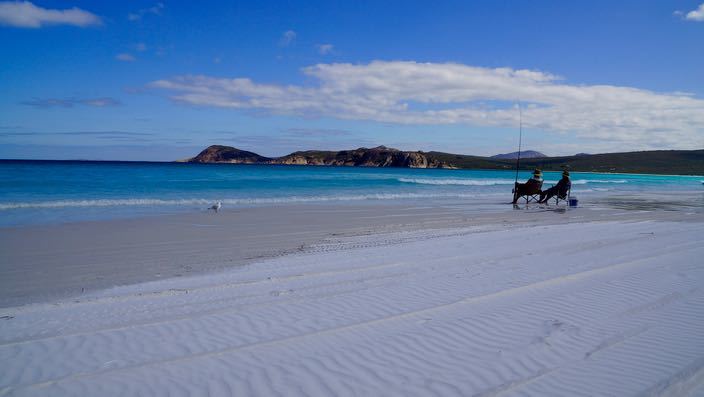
208 201 222 212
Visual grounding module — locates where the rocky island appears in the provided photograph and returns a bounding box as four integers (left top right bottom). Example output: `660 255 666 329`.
187 145 456 169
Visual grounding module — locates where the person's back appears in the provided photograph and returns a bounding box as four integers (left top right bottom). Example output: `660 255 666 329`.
555 176 571 197
512 169 543 203
524 177 543 195
538 170 571 203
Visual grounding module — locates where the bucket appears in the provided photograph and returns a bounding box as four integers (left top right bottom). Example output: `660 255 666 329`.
569 197 578 207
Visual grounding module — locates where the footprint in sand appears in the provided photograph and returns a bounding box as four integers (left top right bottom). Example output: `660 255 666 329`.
533 319 577 346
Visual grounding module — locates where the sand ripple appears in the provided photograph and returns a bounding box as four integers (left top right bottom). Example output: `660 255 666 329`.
1 221 703 396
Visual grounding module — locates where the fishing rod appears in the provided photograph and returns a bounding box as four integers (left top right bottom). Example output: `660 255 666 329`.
514 102 523 184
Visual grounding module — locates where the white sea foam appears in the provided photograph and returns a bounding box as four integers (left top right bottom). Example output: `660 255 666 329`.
397 178 515 186
578 179 628 183
0 192 502 211
398 177 628 186
555 179 627 185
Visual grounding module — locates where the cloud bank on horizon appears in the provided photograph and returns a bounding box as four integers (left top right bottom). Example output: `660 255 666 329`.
152 61 704 149
0 1 101 28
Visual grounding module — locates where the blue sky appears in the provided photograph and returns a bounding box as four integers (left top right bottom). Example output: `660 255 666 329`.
1 0 703 160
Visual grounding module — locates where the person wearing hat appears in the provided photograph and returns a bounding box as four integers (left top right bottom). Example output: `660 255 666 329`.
512 169 544 204
539 170 572 203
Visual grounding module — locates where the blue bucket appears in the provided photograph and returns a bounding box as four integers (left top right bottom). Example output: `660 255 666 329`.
569 197 579 207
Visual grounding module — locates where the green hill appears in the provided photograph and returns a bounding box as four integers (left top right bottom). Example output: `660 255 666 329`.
426 150 704 175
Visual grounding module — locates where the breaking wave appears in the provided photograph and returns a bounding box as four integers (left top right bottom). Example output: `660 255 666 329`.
398 178 628 186
0 192 500 211
397 178 515 186
577 179 628 184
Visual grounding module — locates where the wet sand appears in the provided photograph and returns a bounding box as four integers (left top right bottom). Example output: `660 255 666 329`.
1 199 701 308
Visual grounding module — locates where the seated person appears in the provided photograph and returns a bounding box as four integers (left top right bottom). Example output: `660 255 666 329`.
512 169 543 204
539 170 571 203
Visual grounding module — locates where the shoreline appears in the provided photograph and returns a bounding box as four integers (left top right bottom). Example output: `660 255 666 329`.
0 201 514 308
1 199 701 309
1 187 702 229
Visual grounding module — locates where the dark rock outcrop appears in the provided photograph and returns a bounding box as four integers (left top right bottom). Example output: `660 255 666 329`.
187 145 455 169
189 145 271 164
276 146 453 168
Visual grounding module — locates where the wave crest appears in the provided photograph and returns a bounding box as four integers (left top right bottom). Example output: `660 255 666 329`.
398 178 628 186
0 193 492 210
397 178 515 186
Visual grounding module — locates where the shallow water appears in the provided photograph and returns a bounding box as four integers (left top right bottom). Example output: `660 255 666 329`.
1 160 702 226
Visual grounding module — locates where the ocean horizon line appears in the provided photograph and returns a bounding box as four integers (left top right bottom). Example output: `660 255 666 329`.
1 158 702 177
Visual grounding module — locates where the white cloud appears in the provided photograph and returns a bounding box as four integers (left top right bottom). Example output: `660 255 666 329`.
134 42 147 52
150 61 704 150
21 97 121 108
128 2 163 21
116 53 136 62
279 30 296 46
685 2 704 21
0 1 101 28
317 43 334 55
80 98 121 107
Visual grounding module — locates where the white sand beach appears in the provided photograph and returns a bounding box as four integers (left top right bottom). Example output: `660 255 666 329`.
1 202 703 396
2 0 703 394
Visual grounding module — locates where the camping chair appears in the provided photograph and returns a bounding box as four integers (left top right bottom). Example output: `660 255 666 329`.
512 183 542 204
515 192 541 203
546 185 571 205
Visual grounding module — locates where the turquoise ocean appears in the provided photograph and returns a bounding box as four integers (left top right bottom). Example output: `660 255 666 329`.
1 160 702 227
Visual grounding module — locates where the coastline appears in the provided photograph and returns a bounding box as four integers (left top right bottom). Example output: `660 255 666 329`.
1 198 701 308
0 201 528 307
1 200 702 395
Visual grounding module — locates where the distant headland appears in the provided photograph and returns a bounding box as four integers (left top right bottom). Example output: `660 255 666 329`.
186 145 457 169
184 145 704 175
